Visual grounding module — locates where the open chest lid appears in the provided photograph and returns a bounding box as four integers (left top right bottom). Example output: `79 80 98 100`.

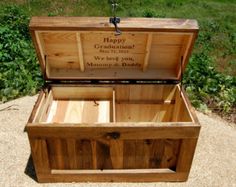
30 17 199 81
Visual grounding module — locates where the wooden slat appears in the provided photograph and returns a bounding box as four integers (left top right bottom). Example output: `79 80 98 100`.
52 86 113 100
61 100 110 123
176 34 193 77
38 90 53 122
96 141 112 169
38 171 188 183
42 32 78 55
27 125 200 139
123 140 136 169
149 139 165 168
149 45 182 69
44 45 78 56
65 101 85 123
116 103 173 122
135 140 150 168
52 168 174 174
28 91 45 123
34 31 46 69
110 140 124 169
112 90 116 122
177 33 198 79
47 138 69 169
180 35 192 60
115 85 175 101
176 138 198 175
172 87 182 122
41 31 76 41
143 33 153 71
161 140 181 169
30 17 199 32
116 99 175 105
80 140 93 169
76 33 85 72
30 30 45 76
39 32 81 71
28 121 199 127
46 139 57 169
179 102 192 122
180 85 200 123
38 32 51 78
161 105 175 122
44 56 51 78
47 56 80 69
163 84 177 101
29 138 50 175
46 100 57 122
52 100 68 122
49 68 178 80
152 33 189 45
91 140 97 169
66 139 78 169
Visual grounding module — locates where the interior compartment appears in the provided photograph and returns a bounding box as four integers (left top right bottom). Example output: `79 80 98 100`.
36 87 114 123
35 84 193 123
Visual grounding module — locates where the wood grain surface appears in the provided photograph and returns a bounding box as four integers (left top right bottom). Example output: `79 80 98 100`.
27 17 200 182
30 17 198 81
27 83 200 182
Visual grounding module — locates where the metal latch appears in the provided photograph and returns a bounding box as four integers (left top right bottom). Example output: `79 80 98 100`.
109 0 121 36
106 132 120 140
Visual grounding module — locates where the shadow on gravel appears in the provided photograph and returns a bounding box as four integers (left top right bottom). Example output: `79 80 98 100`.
24 155 37 182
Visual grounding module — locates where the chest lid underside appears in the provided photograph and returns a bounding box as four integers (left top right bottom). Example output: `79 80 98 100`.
30 17 198 81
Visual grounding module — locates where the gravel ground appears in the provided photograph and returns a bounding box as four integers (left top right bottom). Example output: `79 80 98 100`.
0 95 236 187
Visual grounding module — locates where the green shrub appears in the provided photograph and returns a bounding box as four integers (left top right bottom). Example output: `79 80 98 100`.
0 5 43 102
0 2 235 121
184 51 236 114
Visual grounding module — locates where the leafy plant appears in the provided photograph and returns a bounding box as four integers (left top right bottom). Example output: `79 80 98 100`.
0 5 43 102
0 1 235 122
184 51 236 115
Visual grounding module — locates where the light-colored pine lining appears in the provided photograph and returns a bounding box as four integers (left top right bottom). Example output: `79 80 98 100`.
64 101 84 123
98 101 110 123
46 100 58 123
46 100 110 123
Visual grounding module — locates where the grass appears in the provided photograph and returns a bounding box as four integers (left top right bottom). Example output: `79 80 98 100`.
0 0 235 122
0 0 235 75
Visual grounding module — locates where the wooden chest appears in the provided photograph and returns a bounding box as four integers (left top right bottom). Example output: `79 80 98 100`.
26 17 201 182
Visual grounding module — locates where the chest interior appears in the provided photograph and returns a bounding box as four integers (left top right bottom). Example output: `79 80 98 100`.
33 84 193 124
